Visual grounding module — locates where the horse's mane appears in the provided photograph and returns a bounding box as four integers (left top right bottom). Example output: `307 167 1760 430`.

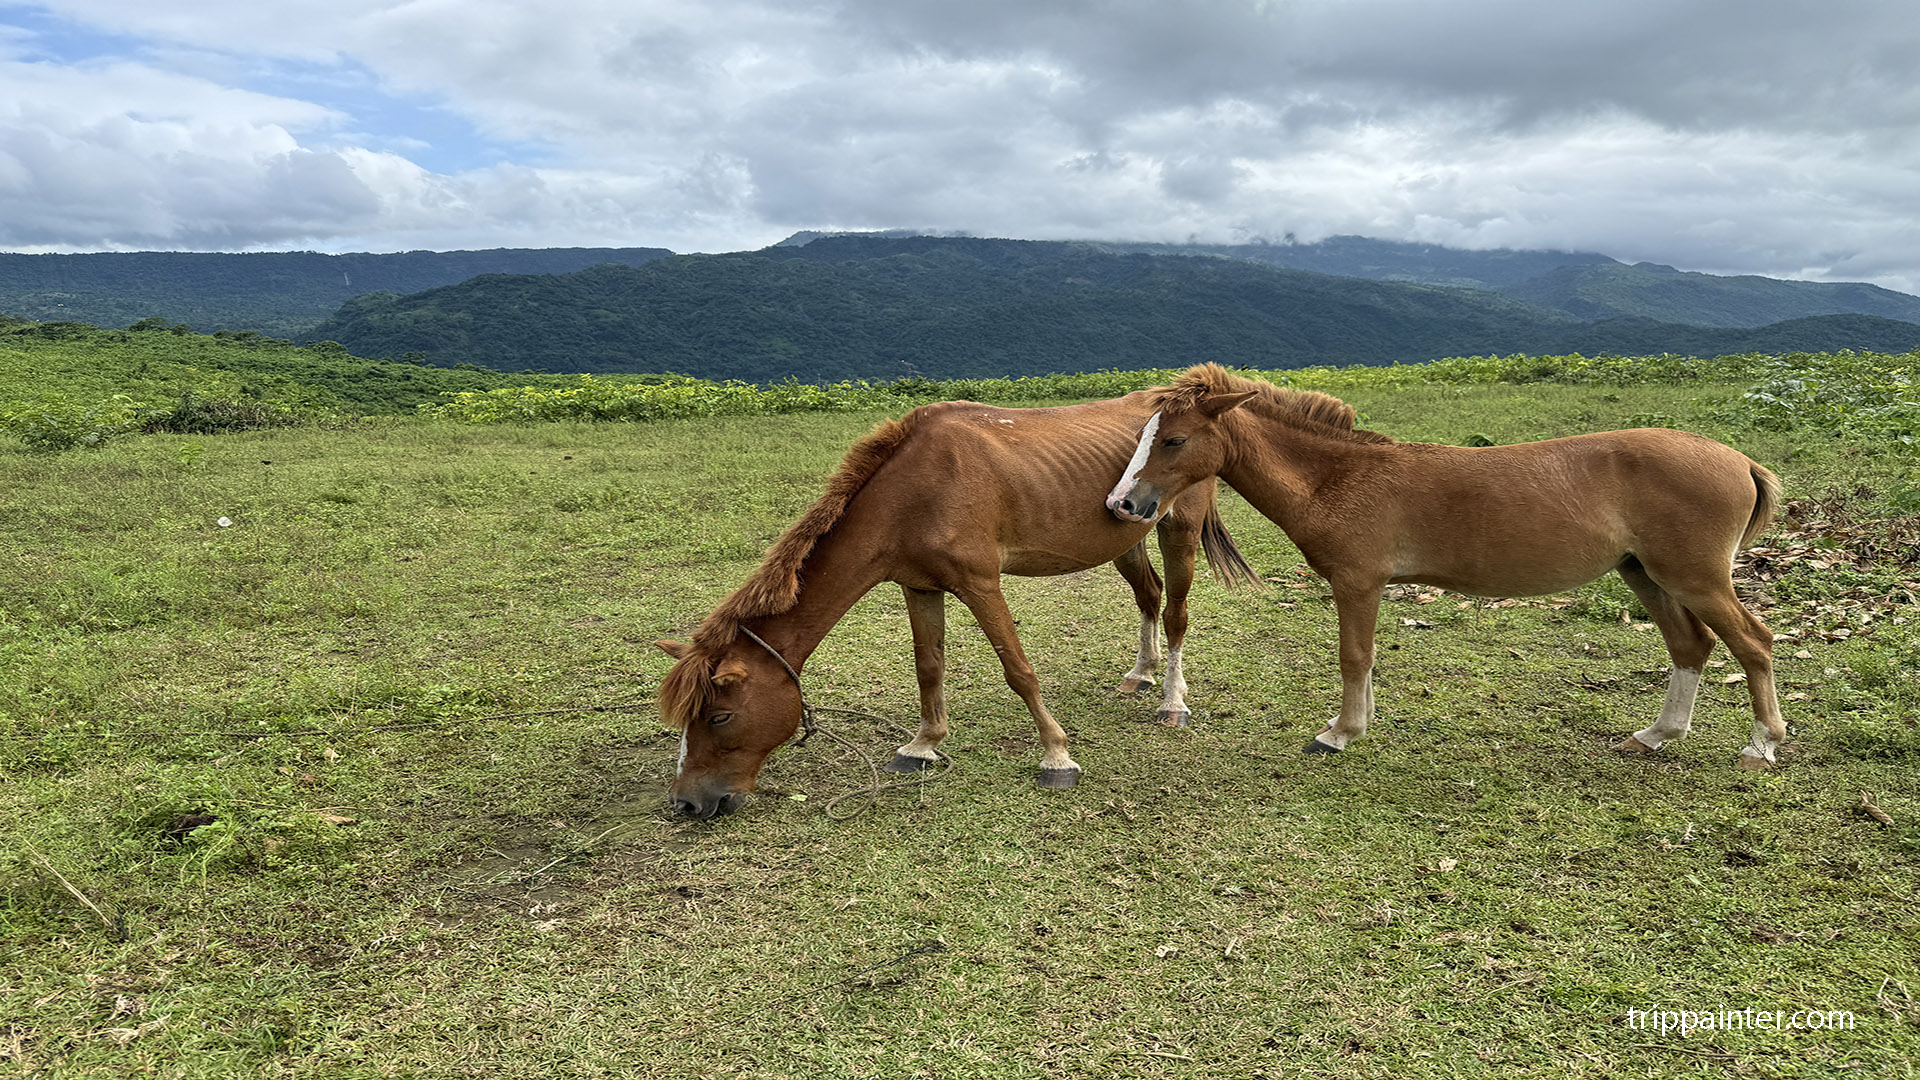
1146 363 1393 444
658 414 915 729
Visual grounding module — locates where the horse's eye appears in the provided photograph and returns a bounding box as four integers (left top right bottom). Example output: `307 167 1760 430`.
1163 436 1187 447
708 712 734 727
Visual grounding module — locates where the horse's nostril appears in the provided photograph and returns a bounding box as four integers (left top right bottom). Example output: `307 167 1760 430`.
669 794 700 817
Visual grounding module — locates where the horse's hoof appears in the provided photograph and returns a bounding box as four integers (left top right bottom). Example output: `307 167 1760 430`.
1156 708 1191 728
1037 767 1081 790
1736 751 1774 771
1613 734 1659 755
1303 737 1342 755
885 754 936 773
1119 676 1154 694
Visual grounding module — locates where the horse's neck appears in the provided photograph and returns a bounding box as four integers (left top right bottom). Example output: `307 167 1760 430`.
747 529 886 670
1219 412 1357 530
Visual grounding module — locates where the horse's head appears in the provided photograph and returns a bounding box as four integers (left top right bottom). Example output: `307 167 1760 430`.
655 635 806 819
1105 390 1256 523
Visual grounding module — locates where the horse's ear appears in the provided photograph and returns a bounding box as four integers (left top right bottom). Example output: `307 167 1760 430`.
1201 390 1258 418
712 656 750 687
656 640 689 659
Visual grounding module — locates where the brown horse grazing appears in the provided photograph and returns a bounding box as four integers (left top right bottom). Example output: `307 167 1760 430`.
1106 364 1787 769
656 396 1258 818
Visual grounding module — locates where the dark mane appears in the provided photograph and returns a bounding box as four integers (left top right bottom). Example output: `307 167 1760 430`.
1146 363 1392 444
658 414 915 728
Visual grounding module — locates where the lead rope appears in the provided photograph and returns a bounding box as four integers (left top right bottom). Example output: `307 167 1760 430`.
736 627 952 820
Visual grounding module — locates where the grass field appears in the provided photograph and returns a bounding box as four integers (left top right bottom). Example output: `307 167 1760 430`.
3 376 1918 1078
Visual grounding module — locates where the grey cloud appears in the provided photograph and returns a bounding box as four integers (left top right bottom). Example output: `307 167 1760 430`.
7 1 1920 292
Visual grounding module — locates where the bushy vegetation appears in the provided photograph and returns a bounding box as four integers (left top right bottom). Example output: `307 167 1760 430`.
421 348 1920 440
1733 350 1919 440
8 310 1918 455
0 319 691 449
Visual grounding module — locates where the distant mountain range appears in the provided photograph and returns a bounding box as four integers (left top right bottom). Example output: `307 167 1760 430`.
300 236 1920 381
1497 261 1920 327
0 247 672 337
4 234 1919 379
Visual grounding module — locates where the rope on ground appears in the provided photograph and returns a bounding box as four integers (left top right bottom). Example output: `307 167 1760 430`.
802 705 954 821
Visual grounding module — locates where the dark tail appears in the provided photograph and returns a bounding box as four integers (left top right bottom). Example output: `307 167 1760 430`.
1741 461 1782 549
1200 494 1262 590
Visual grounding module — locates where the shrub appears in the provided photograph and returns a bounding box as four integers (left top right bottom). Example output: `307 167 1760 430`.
142 390 299 435
1 394 167 451
1724 351 1918 440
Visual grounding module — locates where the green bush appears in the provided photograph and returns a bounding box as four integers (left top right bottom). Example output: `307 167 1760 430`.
142 390 300 435
0 394 167 451
1723 351 1918 440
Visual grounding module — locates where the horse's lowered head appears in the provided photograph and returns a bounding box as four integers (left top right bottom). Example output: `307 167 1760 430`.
1105 389 1256 524
655 635 805 819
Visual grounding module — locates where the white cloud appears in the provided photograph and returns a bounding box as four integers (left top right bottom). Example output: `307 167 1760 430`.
3 0 1919 292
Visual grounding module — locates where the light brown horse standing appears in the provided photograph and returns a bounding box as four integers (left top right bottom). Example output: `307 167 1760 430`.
1106 364 1786 769
657 395 1257 818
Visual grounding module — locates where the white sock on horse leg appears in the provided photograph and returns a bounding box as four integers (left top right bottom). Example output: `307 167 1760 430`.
1632 666 1702 750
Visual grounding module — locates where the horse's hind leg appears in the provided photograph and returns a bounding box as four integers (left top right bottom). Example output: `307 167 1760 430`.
1112 541 1164 694
953 583 1080 789
1152 517 1200 727
1613 560 1719 755
889 586 950 773
1671 583 1784 769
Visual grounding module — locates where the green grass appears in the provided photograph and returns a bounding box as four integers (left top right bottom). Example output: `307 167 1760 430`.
3 381 1917 1078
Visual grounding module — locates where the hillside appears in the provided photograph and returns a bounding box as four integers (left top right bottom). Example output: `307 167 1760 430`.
7 234 1919 357
1500 262 1920 327
779 232 1622 290
0 247 673 337
0 317 682 420
304 241 1589 380
304 237 1920 380
1091 234 1621 290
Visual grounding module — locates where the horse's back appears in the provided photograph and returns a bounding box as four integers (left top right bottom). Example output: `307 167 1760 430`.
845 396 1173 578
1369 428 1770 594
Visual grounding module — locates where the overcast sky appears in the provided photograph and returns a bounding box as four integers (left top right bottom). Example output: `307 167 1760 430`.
5 1 1919 293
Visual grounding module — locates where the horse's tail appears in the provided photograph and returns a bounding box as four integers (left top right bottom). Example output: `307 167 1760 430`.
1741 460 1783 549
1200 491 1262 590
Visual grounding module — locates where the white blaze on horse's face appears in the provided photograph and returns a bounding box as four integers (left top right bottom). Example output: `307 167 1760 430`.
1106 412 1162 522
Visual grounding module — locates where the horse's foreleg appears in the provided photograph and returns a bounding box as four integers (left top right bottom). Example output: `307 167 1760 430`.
1112 541 1164 693
1153 521 1200 727
1309 581 1382 753
1614 562 1717 755
954 584 1080 789
889 586 950 773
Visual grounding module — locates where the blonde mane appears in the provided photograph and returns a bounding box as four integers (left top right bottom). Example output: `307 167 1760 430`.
658 414 915 728
1147 363 1392 444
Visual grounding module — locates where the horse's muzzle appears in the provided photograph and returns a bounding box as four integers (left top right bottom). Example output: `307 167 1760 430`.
669 782 748 820
1106 492 1160 523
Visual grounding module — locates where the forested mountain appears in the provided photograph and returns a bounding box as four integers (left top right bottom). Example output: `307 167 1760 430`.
303 238 1920 380
777 231 1622 290
1498 261 1920 327
302 243 1575 380
787 233 1920 325
9 234 1920 382
1090 235 1621 290
0 247 673 336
